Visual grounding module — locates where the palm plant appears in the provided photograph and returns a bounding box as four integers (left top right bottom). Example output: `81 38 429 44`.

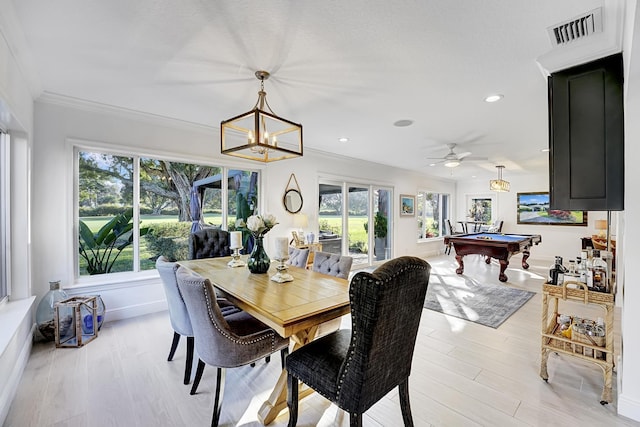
79 208 150 275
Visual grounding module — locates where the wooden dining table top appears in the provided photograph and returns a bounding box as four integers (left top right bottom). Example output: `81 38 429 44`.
177 256 351 338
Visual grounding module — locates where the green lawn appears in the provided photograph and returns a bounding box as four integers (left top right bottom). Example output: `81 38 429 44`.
79 213 373 275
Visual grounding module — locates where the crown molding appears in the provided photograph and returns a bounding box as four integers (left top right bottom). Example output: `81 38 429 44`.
37 91 217 133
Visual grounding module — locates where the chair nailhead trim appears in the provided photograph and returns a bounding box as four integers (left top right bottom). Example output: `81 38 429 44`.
196 281 276 352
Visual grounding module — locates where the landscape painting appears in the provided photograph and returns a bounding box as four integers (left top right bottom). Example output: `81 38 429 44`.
517 192 587 226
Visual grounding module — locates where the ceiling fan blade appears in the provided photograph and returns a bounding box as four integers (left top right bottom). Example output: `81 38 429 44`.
464 156 489 161
457 151 472 159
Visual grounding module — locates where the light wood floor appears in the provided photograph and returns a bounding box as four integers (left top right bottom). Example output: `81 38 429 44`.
5 254 640 427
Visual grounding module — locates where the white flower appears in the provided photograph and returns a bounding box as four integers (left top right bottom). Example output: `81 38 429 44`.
238 213 278 237
246 215 265 232
263 213 277 227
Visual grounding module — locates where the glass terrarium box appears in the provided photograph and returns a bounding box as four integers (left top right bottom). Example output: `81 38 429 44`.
54 296 98 348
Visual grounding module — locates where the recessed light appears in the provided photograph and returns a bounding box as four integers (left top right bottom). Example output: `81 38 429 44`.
484 94 503 103
338 137 349 143
393 119 413 127
541 148 550 152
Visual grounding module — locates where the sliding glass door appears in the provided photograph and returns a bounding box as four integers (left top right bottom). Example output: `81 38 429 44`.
318 180 392 267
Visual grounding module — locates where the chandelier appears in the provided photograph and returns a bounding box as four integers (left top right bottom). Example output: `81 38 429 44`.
220 71 303 162
489 165 510 192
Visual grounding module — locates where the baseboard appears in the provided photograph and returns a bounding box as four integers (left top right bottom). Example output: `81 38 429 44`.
617 393 640 422
102 299 168 323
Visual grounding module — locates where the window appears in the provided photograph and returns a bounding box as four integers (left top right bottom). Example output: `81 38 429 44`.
467 196 493 223
0 131 9 303
417 191 450 239
77 148 259 278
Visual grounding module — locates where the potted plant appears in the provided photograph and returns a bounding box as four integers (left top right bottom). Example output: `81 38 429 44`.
364 212 388 260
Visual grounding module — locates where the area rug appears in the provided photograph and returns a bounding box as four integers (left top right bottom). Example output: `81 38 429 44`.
423 277 535 328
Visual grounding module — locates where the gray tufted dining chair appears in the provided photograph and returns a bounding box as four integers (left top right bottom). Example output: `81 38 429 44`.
176 266 289 427
311 251 353 279
189 228 231 260
156 256 240 390
286 256 431 427
287 247 310 268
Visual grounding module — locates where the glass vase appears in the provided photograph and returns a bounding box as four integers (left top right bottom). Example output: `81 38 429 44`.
36 280 69 341
247 236 271 274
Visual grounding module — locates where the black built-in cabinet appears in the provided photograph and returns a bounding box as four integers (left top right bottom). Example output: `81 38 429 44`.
548 53 624 211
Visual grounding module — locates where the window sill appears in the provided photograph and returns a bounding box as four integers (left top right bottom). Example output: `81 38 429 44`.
68 270 160 293
0 296 36 358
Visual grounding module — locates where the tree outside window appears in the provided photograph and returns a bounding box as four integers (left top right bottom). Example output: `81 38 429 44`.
77 149 258 276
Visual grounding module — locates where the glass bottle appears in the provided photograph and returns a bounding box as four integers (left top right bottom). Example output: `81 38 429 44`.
585 249 594 289
592 250 608 293
548 256 565 285
36 280 69 341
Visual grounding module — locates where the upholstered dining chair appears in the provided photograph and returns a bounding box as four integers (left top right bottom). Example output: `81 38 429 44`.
156 256 241 389
445 219 464 255
189 228 231 260
156 256 195 385
311 251 353 280
176 266 290 427
287 247 310 268
286 256 431 427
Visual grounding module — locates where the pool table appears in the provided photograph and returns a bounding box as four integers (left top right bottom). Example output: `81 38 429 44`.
444 232 542 282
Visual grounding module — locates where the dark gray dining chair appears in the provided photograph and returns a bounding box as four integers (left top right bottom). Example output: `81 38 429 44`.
189 228 231 260
287 247 310 268
176 266 289 427
445 219 464 255
156 256 240 390
286 256 431 427
311 251 353 279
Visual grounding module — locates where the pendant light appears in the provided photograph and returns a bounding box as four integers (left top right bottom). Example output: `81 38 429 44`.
220 71 303 162
490 165 510 192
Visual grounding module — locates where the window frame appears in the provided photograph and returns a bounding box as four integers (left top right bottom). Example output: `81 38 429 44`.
0 131 9 304
72 141 262 284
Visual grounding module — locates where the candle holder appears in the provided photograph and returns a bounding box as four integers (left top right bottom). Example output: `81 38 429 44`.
270 256 293 283
227 247 246 268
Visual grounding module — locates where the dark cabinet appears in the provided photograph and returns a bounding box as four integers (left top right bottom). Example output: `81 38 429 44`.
548 53 624 211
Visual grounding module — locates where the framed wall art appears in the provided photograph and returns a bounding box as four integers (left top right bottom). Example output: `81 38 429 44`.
517 192 587 226
400 194 415 216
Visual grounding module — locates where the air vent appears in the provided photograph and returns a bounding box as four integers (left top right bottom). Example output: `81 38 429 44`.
548 7 603 46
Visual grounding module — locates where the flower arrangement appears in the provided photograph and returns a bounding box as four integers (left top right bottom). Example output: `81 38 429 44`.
236 213 278 238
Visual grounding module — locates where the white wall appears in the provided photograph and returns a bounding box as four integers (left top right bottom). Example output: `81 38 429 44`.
31 96 456 322
0 13 35 425
456 174 608 264
618 0 640 420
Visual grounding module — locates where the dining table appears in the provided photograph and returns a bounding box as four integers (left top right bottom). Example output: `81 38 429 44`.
177 256 351 425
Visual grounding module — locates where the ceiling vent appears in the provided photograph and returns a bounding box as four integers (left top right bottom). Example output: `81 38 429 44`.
548 7 603 46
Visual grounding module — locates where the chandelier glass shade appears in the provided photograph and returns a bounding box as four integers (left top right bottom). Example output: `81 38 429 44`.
489 165 510 192
221 71 303 162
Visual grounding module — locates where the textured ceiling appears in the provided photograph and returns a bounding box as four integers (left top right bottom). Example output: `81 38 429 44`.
7 0 610 180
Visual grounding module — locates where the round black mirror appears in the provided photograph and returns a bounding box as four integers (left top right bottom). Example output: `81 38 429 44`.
283 189 303 214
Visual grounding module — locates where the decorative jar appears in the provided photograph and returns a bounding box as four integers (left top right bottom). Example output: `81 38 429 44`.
36 280 69 341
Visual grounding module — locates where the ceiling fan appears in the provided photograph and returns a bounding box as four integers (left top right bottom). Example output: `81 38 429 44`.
426 143 488 168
